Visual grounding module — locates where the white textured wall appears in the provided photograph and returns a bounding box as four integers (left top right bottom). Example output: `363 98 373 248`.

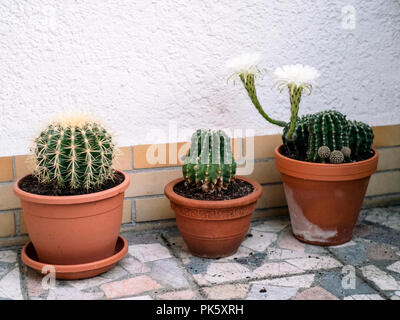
0 0 399 156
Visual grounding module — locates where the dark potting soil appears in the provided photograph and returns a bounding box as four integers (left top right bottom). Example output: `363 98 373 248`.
18 170 125 196
173 179 254 201
282 147 375 163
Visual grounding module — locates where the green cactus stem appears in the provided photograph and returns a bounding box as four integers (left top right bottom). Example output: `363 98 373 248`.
286 84 303 140
183 129 236 193
239 74 287 128
306 110 350 162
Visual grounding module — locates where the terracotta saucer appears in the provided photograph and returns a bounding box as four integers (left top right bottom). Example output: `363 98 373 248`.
21 235 128 280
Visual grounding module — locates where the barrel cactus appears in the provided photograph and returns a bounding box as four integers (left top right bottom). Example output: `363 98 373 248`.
183 129 236 193
33 117 116 190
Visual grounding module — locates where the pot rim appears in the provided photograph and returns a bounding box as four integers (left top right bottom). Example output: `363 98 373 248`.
164 175 263 209
13 170 130 205
274 144 379 181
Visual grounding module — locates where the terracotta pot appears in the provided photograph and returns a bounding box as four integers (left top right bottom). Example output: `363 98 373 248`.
164 176 263 258
14 171 130 265
274 145 378 246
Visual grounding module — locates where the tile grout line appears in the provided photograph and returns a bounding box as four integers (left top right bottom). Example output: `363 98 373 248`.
16 247 30 300
13 211 20 236
159 233 207 300
325 246 390 299
12 156 16 181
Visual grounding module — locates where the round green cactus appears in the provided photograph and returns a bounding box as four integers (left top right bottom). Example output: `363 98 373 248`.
182 129 236 193
348 120 374 161
281 110 374 163
33 117 116 190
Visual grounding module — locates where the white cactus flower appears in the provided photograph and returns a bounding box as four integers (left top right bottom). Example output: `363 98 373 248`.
274 64 320 93
226 52 263 81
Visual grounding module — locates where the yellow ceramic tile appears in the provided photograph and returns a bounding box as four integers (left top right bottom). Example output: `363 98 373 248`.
376 147 400 171
135 197 175 222
245 134 283 160
0 185 21 210
125 170 181 197
373 124 400 147
256 184 287 209
114 147 132 171
122 199 132 224
14 155 34 179
239 160 282 184
366 171 400 196
19 211 28 235
0 157 13 182
0 213 15 237
133 142 190 169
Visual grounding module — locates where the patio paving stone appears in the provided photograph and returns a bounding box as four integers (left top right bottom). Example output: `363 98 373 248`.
0 205 398 300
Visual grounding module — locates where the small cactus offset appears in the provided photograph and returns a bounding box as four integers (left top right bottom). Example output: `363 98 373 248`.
33 117 116 190
183 129 236 193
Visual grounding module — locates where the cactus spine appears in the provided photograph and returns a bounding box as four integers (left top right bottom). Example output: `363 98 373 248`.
348 120 374 161
33 118 115 190
183 129 236 193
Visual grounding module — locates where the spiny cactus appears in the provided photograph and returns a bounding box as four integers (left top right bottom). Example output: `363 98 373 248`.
281 110 374 163
282 115 310 160
348 120 374 161
329 150 345 164
33 117 116 190
182 129 236 193
307 110 350 163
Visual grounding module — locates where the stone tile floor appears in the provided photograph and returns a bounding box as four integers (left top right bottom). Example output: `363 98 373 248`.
1 206 400 300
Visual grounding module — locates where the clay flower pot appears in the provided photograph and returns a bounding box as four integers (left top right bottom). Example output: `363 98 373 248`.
13 171 130 265
274 145 378 246
164 176 263 258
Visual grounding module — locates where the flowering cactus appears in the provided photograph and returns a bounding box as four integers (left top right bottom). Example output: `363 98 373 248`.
227 55 374 163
